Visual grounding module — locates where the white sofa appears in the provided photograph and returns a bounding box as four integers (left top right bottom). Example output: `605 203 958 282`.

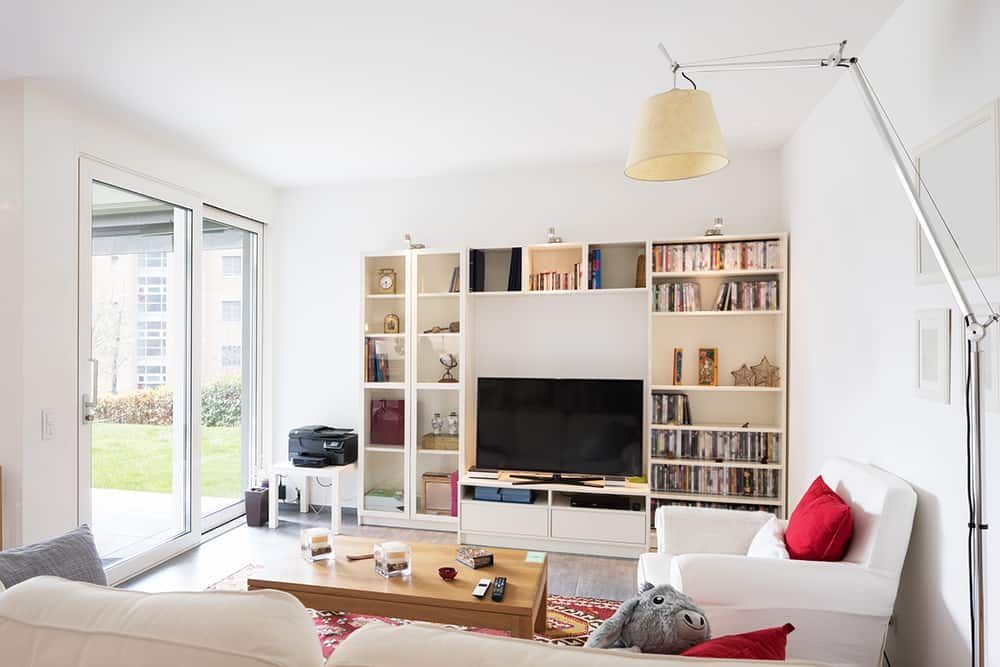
0 575 829 666
638 458 917 667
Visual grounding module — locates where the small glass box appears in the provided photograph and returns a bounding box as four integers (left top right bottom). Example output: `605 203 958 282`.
374 541 412 578
300 527 333 562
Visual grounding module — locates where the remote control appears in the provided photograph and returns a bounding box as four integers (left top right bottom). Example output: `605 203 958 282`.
491 576 507 602
472 578 492 598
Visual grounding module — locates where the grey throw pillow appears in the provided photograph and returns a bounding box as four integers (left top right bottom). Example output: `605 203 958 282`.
0 525 107 588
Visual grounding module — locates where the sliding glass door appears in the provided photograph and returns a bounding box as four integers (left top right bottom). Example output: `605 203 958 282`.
79 160 264 582
200 209 262 531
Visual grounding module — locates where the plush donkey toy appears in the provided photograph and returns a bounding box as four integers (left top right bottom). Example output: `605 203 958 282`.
584 583 710 654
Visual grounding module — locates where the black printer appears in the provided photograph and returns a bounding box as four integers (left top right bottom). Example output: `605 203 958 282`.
288 425 358 468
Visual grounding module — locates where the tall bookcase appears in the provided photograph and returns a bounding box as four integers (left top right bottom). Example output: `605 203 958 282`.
357 233 788 551
647 233 788 520
359 250 466 530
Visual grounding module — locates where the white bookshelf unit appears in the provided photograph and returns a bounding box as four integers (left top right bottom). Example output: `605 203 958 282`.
358 233 789 553
359 250 467 531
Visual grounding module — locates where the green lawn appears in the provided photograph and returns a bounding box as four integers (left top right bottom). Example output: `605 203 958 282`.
93 423 243 498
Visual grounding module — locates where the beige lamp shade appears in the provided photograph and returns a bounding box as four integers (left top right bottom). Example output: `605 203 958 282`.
625 88 729 181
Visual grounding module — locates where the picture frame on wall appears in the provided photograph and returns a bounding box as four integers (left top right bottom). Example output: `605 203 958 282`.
915 308 951 403
914 101 1000 284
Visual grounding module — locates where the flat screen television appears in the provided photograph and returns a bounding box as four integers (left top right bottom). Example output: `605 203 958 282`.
476 377 643 479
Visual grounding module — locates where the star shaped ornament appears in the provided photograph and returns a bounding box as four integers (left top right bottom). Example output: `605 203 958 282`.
751 356 780 387
731 364 755 386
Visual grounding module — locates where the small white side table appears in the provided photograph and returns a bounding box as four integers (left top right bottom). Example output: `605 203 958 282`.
267 460 356 535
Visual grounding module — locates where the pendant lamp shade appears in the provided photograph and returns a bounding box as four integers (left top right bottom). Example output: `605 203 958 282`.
625 88 729 181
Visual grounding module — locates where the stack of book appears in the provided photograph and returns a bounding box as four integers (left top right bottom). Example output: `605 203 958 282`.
589 248 602 289
529 265 581 291
651 392 692 425
651 464 780 498
651 429 780 463
652 498 778 516
447 266 460 292
364 488 404 512
652 240 781 272
653 282 701 312
365 338 391 382
713 280 779 311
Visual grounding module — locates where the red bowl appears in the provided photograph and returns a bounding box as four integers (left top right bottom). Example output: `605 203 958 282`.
438 566 458 581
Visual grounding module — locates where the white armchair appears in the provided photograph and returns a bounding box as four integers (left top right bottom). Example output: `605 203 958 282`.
638 458 916 667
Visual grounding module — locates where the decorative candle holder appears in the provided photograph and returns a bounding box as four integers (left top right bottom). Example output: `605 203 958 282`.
374 541 412 578
300 527 333 562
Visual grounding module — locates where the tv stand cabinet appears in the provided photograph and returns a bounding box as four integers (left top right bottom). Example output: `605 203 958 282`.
458 474 649 558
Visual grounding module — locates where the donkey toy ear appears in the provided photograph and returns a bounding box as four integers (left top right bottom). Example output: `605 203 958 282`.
584 597 639 649
640 581 654 593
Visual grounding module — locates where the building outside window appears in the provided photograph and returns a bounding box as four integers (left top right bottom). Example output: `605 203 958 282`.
137 365 167 389
222 255 241 278
222 300 242 323
221 345 241 368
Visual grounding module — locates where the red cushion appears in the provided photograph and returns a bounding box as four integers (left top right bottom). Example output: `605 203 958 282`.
785 476 854 561
681 623 795 660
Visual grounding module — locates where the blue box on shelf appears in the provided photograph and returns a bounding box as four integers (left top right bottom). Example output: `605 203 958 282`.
473 486 536 504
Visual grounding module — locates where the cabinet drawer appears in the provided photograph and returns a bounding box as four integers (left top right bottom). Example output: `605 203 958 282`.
551 508 647 544
461 501 548 537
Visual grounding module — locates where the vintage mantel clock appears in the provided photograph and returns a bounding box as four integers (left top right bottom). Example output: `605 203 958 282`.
377 268 397 294
383 313 400 334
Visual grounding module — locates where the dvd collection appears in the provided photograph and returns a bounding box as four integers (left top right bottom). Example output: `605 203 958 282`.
653 281 700 312
651 498 778 518
529 264 582 291
651 464 780 498
652 239 781 273
651 429 780 463
714 280 779 311
651 392 692 425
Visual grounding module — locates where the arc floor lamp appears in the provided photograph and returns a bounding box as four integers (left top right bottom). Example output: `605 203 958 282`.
626 41 993 667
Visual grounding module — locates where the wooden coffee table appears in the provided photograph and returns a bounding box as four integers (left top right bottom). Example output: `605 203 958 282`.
247 537 548 639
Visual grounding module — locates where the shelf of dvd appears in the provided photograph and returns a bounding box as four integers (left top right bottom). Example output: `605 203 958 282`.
647 233 788 518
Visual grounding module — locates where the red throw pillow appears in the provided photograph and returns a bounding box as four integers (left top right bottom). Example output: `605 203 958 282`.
681 623 795 660
785 476 854 561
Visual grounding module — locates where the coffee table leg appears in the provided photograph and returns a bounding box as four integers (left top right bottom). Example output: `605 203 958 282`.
534 578 547 633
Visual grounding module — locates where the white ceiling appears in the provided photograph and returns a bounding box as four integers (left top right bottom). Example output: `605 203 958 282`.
0 1 902 187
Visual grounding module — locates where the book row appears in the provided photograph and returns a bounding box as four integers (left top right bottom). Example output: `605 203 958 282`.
651 429 781 463
652 240 781 273
529 265 583 291
364 338 395 382
651 392 692 425
651 498 779 518
653 282 700 312
650 464 781 498
714 280 779 311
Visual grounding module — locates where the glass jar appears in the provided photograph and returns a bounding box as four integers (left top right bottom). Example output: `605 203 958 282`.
446 411 459 436
431 412 443 435
300 527 333 562
374 541 412 578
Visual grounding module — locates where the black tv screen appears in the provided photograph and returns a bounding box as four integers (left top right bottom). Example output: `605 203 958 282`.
476 377 643 477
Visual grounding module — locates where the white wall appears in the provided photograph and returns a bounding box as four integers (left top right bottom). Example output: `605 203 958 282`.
12 81 275 547
781 0 1000 663
273 151 783 505
0 80 25 548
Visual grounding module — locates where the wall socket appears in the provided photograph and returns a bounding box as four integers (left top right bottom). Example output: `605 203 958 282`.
41 410 55 440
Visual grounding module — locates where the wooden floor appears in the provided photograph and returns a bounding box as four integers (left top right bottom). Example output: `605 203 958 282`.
124 505 637 602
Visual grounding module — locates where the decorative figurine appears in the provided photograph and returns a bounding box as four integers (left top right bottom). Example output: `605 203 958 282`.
430 412 443 435
751 355 781 387
438 353 459 383
731 363 755 386
704 217 724 236
446 411 459 436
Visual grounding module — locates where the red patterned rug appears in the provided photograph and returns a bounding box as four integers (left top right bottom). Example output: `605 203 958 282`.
210 565 619 660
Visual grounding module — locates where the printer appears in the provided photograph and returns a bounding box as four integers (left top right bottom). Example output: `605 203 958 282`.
288 425 358 468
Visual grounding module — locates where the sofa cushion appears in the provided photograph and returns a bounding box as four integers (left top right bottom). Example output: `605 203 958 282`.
681 623 795 660
785 476 853 561
0 525 106 587
329 622 827 666
0 576 323 667
746 516 789 560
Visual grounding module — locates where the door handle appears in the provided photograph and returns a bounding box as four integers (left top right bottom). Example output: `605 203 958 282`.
82 358 98 424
